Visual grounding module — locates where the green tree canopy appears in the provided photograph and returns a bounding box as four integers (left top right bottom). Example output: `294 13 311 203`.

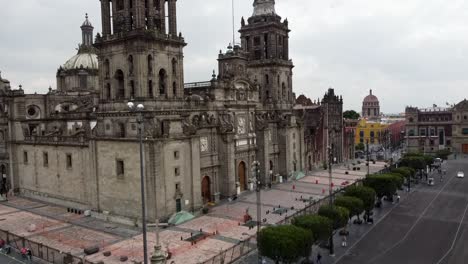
292 215 333 243
258 225 313 263
343 185 376 213
318 205 349 230
391 167 412 178
334 196 364 219
356 142 365 151
364 174 397 199
343 110 360 120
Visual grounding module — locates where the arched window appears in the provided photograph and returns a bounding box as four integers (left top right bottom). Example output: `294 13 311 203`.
172 58 177 75
265 74 269 84
130 80 135 99
118 123 126 138
147 55 153 74
114 70 125 99
282 82 286 98
106 83 111 100
159 69 167 95
128 55 134 75
148 80 153 97
172 82 177 97
104 59 110 78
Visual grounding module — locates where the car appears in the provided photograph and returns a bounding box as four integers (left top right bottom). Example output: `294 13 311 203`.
457 171 464 178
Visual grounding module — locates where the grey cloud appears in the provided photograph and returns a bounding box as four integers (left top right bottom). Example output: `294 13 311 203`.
1 0 468 113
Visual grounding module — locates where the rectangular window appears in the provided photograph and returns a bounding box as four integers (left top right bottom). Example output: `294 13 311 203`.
462 128 468 135
420 129 426 136
174 167 180 177
23 151 28 163
174 151 180 160
66 154 72 169
116 160 124 177
43 152 48 167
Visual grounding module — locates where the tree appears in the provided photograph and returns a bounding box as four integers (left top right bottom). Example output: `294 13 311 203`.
343 185 376 216
334 196 364 220
343 110 360 120
258 225 313 263
400 156 426 170
355 142 365 151
292 215 333 243
364 174 397 200
386 173 404 189
436 149 451 160
318 205 349 230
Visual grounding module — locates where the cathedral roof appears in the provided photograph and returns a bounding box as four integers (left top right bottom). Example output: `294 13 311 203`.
363 89 379 103
252 0 276 16
63 53 98 70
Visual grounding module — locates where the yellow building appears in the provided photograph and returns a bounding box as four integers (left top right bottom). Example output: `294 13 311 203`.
355 119 389 145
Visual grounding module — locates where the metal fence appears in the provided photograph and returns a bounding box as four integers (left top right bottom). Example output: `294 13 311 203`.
0 229 94 264
201 236 256 264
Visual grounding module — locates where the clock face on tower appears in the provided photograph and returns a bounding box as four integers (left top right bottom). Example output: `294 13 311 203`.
200 137 208 152
238 117 246 134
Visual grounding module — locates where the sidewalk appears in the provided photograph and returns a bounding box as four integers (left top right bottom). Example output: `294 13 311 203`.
0 161 387 264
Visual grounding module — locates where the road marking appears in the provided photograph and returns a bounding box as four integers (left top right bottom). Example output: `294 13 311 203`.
365 168 457 264
333 187 420 263
435 190 468 263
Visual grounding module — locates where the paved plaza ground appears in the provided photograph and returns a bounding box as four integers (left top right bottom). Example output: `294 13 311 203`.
0 161 386 264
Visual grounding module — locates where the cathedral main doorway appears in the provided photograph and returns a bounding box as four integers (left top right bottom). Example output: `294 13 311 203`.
238 161 247 192
201 176 211 203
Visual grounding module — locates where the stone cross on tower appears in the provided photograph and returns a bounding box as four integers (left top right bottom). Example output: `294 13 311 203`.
253 0 276 16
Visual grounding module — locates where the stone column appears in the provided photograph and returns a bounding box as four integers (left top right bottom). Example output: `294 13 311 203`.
135 0 145 29
168 0 177 36
101 0 111 36
159 0 166 33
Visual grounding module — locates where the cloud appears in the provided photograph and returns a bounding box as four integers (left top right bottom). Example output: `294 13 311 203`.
1 0 467 112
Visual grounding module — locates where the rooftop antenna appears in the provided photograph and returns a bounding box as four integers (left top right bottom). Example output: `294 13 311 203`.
232 0 235 46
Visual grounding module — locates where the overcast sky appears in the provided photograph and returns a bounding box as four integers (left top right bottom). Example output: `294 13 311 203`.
1 0 468 113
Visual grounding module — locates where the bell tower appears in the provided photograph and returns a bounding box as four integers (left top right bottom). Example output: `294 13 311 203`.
95 0 185 104
240 0 293 106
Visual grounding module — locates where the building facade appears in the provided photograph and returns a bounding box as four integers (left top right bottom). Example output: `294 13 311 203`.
405 106 453 154
3 0 305 223
451 99 468 154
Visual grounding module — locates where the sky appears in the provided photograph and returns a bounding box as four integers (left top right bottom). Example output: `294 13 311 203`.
1 0 468 113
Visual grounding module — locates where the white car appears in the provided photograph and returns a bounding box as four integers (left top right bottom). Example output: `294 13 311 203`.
457 171 464 178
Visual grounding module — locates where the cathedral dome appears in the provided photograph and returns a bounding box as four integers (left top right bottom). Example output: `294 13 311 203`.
63 53 98 70
363 90 379 104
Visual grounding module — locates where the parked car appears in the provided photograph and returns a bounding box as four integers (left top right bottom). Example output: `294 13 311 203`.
457 171 464 178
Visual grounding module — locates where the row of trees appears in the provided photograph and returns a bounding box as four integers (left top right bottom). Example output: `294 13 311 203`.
258 164 422 263
258 185 376 263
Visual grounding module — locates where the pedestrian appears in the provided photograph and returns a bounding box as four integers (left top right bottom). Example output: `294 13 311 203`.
21 247 28 259
397 195 400 203
341 235 347 247
262 257 267 264
316 253 322 264
26 248 32 261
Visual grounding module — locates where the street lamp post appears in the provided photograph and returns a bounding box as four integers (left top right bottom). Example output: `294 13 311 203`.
128 102 149 264
366 139 370 177
252 161 261 263
328 144 334 256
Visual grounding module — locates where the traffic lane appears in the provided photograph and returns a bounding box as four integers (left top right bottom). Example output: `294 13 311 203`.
0 253 25 263
375 194 467 264
445 223 468 264
336 163 459 264
336 213 418 264
376 159 468 264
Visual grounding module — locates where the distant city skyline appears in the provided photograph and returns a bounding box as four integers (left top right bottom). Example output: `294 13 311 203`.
1 0 468 113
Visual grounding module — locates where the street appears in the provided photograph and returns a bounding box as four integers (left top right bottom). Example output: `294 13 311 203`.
336 157 468 264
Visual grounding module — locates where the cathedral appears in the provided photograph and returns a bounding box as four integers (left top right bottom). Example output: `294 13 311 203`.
0 0 306 223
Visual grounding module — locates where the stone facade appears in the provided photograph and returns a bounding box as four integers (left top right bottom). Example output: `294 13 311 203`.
2 0 305 223
294 89 351 172
451 99 468 154
362 89 380 120
405 106 453 154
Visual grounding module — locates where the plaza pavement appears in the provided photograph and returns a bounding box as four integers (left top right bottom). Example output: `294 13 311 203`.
0 161 386 264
